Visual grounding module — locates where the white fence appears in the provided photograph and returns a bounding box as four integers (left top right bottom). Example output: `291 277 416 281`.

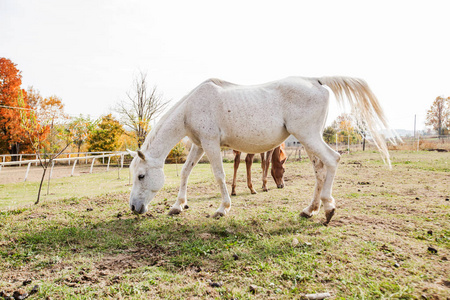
0 152 130 182
0 151 117 166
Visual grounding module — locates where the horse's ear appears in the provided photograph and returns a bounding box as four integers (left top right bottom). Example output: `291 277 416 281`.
127 149 137 158
137 150 147 161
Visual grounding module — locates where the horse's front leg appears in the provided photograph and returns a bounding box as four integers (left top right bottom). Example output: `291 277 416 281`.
202 141 232 218
168 144 204 215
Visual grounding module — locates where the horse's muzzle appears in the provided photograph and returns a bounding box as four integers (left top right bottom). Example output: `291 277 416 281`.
131 204 147 214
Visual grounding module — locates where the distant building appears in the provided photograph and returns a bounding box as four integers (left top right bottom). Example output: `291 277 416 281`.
285 135 301 147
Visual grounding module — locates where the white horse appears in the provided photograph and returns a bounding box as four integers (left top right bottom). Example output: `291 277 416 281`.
127 76 393 224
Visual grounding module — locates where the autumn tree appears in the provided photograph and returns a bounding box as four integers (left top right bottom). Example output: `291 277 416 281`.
331 113 361 144
67 115 97 155
26 86 43 109
116 71 169 148
166 140 187 164
36 96 68 153
88 114 124 152
0 57 29 158
19 94 72 204
322 126 337 144
425 96 450 136
166 140 187 176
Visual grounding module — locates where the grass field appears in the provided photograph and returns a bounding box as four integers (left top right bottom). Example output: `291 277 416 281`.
0 151 449 299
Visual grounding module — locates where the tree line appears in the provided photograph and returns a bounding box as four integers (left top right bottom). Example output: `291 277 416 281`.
1 58 183 204
0 58 179 160
323 96 449 145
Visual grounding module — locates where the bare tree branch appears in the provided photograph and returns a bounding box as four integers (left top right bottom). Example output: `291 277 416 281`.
116 71 170 148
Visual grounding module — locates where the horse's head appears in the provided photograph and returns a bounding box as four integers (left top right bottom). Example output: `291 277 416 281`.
128 149 165 214
271 162 286 188
271 145 287 188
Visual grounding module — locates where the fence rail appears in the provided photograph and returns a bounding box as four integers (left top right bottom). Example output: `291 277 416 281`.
0 151 118 166
0 152 130 182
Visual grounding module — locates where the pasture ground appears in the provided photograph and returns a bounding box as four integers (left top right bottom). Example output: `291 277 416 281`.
0 151 449 299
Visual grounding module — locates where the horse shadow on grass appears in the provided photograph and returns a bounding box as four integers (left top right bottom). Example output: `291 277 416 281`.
11 208 326 277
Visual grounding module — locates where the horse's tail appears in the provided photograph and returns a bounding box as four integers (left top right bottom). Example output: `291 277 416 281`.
318 76 398 167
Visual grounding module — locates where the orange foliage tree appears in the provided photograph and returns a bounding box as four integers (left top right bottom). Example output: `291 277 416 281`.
0 57 31 158
19 95 73 204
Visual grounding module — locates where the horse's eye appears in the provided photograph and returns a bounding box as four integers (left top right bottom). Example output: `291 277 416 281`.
138 174 145 180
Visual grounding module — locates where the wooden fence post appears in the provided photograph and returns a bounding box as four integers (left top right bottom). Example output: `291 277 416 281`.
49 161 55 180
71 159 78 176
24 162 32 182
90 158 96 174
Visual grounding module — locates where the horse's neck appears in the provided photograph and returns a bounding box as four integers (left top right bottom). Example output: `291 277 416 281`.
143 108 186 164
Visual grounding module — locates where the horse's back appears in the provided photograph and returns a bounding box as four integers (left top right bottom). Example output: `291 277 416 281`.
183 77 328 153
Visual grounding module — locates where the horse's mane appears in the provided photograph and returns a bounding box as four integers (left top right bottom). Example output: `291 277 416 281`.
141 79 215 151
207 78 237 88
140 78 238 151
141 97 186 151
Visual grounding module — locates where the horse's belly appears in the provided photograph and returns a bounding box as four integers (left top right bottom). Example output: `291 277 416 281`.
220 125 289 154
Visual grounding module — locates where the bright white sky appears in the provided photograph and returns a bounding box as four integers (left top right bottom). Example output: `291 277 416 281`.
1 0 449 132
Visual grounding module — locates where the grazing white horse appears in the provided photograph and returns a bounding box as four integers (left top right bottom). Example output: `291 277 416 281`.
128 76 393 224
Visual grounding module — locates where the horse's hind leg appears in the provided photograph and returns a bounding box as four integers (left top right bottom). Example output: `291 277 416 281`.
231 151 241 196
202 141 232 218
169 144 204 215
300 151 326 218
298 135 340 224
245 154 257 194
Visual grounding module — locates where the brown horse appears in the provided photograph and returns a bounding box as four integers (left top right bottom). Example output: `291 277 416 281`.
231 143 286 196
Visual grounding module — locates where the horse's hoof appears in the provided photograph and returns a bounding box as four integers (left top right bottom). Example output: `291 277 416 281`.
262 188 268 192
184 205 189 209
250 190 257 195
212 211 225 219
300 211 312 219
231 192 237 196
324 208 335 225
168 207 182 215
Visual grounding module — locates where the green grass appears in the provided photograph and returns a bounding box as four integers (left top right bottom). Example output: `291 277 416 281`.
0 151 449 299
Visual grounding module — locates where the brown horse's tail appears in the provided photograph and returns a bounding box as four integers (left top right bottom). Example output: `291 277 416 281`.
318 76 399 167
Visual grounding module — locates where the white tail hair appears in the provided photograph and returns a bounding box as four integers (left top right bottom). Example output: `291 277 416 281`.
319 76 397 167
